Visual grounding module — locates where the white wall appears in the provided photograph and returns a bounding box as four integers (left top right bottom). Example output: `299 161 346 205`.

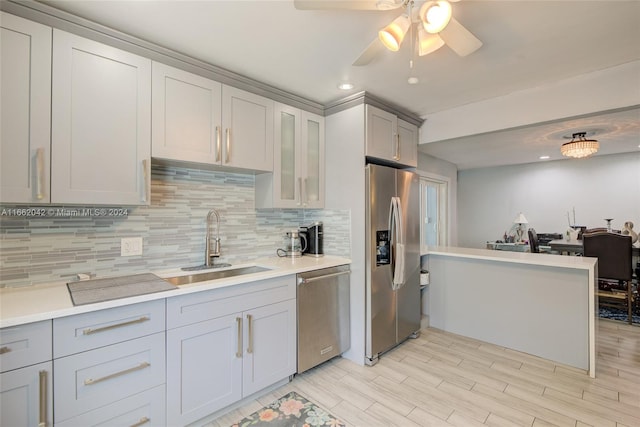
457 152 640 248
325 104 366 365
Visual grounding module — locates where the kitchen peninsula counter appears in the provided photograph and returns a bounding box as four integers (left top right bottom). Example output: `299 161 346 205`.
423 246 597 377
0 255 351 328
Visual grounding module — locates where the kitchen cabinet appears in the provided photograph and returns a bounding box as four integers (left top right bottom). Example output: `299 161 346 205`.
152 61 274 172
52 300 165 425
0 12 52 204
255 103 325 208
51 29 151 205
366 104 418 168
0 320 53 427
166 275 296 426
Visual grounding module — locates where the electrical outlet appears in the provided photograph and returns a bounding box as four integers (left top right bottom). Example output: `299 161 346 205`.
121 237 143 256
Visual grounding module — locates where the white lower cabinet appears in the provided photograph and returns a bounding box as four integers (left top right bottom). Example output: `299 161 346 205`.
166 314 242 424
241 299 296 396
0 320 53 427
0 362 53 427
166 276 297 426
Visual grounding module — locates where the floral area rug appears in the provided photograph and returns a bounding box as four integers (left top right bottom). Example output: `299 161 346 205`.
231 391 345 427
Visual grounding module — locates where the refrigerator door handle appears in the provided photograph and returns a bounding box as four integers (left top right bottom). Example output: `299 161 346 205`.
388 197 406 290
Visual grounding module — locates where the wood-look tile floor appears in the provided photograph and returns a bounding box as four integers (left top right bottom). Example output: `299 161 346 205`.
211 320 640 427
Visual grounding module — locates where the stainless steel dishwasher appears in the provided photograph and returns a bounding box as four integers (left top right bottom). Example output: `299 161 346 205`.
297 265 351 373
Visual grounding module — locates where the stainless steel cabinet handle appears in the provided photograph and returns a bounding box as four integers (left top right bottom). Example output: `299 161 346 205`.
236 317 242 358
393 133 400 160
39 370 47 427
247 314 253 354
215 126 221 162
297 270 351 285
0 346 11 355
297 177 303 206
83 316 150 335
130 417 150 427
225 128 231 163
36 148 46 200
84 362 150 386
141 159 149 203
303 177 308 206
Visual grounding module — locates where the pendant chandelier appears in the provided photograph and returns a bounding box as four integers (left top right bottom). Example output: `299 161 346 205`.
560 132 599 159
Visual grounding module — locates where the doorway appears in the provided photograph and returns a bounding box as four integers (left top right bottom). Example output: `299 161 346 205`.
420 175 449 252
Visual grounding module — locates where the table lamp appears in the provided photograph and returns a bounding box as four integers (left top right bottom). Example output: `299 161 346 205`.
514 213 528 243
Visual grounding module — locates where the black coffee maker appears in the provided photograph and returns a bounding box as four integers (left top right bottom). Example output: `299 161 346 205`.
299 222 324 257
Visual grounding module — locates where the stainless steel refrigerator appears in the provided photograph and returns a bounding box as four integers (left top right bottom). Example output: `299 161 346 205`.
365 163 421 365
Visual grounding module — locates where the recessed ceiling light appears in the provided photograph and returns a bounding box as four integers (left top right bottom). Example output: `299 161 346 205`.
337 82 354 90
539 155 550 160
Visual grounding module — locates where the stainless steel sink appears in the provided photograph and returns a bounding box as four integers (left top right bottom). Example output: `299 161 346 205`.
164 266 271 286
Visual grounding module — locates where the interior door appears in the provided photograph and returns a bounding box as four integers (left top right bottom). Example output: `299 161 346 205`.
365 164 397 360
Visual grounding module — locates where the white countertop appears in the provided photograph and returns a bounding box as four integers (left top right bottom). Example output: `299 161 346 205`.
423 246 597 271
0 255 351 328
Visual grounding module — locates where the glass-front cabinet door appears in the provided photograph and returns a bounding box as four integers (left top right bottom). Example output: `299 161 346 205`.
269 104 324 209
273 103 301 207
301 111 324 208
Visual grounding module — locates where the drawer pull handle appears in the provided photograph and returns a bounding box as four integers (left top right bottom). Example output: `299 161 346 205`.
83 316 150 335
236 317 242 358
39 370 48 427
0 346 11 355
130 417 150 427
247 314 253 354
84 362 150 386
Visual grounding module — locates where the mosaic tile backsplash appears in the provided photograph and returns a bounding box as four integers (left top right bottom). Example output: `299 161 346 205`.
0 165 351 287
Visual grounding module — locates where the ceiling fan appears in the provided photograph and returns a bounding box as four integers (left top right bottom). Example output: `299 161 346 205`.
294 0 482 66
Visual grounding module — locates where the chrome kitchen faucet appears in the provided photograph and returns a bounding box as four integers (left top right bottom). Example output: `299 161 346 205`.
205 209 221 267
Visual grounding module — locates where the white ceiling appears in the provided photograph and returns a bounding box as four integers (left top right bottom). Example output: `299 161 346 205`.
40 0 640 169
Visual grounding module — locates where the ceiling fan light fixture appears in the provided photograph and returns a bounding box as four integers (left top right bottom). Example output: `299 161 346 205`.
420 0 452 34
379 14 411 51
418 26 445 56
560 132 599 158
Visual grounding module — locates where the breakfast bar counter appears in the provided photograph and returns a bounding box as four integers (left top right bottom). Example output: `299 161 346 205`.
423 246 597 377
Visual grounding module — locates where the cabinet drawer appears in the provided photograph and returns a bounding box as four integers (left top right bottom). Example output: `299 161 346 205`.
55 385 165 427
54 332 165 422
0 320 52 373
166 275 295 329
53 299 165 358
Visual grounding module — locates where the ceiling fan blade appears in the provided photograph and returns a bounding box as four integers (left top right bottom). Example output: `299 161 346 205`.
439 17 482 57
293 0 402 11
352 37 385 66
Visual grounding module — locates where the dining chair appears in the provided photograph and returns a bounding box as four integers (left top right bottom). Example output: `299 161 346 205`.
528 228 540 253
583 231 634 324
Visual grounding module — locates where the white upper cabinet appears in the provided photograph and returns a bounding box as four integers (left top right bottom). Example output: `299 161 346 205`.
397 117 419 168
51 29 151 205
255 103 324 208
221 86 274 171
152 62 222 164
365 104 418 168
0 12 52 204
152 62 273 172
